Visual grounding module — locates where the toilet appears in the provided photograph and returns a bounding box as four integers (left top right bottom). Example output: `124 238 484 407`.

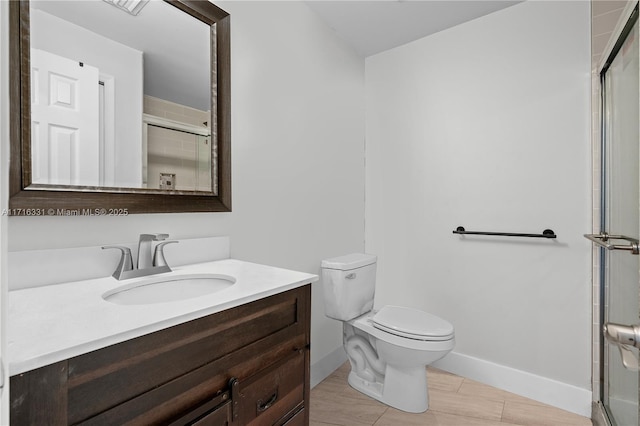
321 253 455 413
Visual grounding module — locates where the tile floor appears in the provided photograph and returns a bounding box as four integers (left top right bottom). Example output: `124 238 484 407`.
310 363 593 426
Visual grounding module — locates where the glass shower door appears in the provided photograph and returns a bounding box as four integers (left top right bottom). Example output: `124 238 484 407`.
601 10 639 426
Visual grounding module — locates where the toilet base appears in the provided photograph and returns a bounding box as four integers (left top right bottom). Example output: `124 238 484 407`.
347 370 383 401
347 364 429 413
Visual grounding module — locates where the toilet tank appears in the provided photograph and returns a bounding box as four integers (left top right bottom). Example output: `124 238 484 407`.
321 253 377 321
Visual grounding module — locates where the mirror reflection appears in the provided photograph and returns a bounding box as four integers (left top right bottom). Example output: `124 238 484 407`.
29 0 212 192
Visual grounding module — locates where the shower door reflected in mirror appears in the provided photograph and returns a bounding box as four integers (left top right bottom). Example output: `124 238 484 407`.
145 123 212 192
601 9 639 426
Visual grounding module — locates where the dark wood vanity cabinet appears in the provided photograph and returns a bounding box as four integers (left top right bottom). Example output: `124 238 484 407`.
10 285 311 426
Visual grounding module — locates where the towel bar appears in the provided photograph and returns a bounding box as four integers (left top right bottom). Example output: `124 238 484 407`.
453 226 556 239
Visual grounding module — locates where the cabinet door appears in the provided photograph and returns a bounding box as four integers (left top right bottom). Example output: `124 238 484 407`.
238 350 305 425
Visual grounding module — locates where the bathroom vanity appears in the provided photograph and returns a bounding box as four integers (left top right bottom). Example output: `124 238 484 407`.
8 259 315 425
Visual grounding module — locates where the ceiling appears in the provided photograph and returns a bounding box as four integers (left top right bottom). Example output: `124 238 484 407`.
305 1 522 57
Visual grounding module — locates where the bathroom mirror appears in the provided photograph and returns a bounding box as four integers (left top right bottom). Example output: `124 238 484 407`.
9 0 231 214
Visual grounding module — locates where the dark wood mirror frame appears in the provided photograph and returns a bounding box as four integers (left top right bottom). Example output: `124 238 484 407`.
9 0 231 215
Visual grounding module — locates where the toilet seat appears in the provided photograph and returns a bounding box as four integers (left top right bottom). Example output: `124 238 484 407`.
349 311 454 352
372 306 454 341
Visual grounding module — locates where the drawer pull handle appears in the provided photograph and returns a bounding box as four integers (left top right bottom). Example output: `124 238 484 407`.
257 390 278 413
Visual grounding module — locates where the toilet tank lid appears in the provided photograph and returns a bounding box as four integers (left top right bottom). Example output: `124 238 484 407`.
321 253 377 270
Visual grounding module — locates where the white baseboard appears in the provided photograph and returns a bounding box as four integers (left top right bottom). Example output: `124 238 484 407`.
310 345 347 388
433 351 592 417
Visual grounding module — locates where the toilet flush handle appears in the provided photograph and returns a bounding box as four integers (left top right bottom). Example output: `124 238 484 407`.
346 273 356 279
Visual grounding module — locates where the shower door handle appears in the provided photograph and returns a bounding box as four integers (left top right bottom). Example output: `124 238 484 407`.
584 233 640 254
603 322 640 371
604 323 640 348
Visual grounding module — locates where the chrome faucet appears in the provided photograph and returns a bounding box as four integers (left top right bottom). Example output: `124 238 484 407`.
103 233 178 280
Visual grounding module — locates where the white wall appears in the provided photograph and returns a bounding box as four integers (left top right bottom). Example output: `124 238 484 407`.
7 1 364 374
365 0 592 415
31 9 143 187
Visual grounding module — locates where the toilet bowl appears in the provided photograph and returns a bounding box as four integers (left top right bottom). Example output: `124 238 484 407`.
321 253 455 413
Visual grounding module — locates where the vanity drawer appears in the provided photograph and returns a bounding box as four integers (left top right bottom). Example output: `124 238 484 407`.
238 349 305 425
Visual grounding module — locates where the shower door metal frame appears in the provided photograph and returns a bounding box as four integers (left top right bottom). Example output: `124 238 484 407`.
596 4 640 425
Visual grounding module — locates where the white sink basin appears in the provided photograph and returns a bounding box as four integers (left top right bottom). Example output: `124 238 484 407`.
103 273 236 305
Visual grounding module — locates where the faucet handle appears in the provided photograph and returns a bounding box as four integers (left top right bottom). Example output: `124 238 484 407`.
153 241 178 267
137 234 169 270
102 245 134 279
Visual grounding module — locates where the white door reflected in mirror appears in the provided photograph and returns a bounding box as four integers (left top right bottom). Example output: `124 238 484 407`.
31 48 100 186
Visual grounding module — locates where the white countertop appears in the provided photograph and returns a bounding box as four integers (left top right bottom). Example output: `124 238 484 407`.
8 259 318 376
